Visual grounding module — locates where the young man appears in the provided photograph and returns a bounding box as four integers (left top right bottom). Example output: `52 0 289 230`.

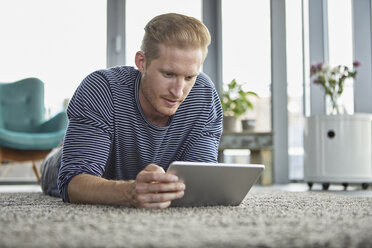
41 13 223 209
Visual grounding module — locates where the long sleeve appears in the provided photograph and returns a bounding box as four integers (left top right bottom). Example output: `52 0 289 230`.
57 71 114 202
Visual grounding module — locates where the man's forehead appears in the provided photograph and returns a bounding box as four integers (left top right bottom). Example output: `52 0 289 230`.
158 43 202 56
153 46 202 74
159 64 200 77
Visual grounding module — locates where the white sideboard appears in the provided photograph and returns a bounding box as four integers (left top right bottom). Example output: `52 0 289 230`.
304 114 372 190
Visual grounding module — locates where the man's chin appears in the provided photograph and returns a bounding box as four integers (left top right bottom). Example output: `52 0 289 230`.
161 106 179 117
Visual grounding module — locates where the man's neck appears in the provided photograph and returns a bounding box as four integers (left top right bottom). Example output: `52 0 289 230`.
148 116 170 127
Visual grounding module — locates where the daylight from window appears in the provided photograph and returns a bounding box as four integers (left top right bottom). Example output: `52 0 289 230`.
327 0 354 114
0 1 107 117
222 0 271 132
286 0 307 180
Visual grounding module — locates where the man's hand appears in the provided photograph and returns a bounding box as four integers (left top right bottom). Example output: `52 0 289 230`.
132 164 185 209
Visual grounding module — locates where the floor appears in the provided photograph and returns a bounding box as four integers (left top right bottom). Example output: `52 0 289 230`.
1 182 372 198
266 183 372 198
0 160 42 182
0 184 42 193
0 161 43 193
1 161 372 197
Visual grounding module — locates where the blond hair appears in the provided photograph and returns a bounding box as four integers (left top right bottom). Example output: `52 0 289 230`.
141 13 211 64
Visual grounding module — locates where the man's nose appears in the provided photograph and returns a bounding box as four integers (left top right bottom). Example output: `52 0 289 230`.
170 78 184 99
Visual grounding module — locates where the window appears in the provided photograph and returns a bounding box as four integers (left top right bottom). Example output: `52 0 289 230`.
125 0 202 66
327 0 354 114
221 0 272 132
286 0 355 180
0 1 106 181
221 0 271 164
0 1 107 117
286 0 309 180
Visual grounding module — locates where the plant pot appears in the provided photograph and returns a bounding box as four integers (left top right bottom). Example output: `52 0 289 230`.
241 119 255 132
223 116 241 132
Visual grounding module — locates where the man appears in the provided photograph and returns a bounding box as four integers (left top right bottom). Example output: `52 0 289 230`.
41 13 223 209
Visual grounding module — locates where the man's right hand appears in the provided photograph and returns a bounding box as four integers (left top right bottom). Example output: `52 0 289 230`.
131 163 185 209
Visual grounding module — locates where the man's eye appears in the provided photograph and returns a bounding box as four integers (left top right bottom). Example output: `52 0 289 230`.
164 73 173 77
185 76 194 81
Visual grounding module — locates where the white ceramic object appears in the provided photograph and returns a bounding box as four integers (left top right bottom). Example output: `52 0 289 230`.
304 114 372 188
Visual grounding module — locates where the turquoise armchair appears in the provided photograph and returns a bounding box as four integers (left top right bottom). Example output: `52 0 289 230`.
0 78 68 182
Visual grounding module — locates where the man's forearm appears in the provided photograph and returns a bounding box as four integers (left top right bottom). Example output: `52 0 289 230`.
67 174 136 206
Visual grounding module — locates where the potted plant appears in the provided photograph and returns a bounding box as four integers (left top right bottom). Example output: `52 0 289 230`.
310 61 360 115
220 79 258 132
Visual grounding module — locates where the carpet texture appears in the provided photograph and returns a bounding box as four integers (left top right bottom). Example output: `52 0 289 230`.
1 187 372 248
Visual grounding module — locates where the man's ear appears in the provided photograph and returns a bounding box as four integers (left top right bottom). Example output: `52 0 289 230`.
135 51 146 73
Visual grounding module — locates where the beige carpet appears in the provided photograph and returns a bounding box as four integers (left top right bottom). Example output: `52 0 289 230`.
1 186 372 248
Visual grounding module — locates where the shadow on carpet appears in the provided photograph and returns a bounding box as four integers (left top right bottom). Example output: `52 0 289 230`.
1 186 372 248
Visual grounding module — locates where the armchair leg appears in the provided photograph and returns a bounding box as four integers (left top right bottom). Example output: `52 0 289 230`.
0 147 50 183
32 161 41 183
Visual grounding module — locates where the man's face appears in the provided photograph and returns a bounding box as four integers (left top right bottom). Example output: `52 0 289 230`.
137 44 203 126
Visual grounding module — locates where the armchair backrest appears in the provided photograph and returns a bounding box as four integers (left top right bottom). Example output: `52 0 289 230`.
0 78 45 132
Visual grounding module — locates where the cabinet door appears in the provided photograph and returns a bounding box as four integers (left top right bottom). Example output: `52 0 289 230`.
304 117 323 178
321 119 372 178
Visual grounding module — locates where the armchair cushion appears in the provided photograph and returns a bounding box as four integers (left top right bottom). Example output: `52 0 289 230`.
0 78 44 132
0 78 68 150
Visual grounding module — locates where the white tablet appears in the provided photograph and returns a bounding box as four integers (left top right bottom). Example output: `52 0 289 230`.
167 161 265 207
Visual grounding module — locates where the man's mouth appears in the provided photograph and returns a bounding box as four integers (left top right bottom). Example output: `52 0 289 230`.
163 98 180 107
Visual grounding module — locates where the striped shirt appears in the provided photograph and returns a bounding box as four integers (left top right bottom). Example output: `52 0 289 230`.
57 66 223 202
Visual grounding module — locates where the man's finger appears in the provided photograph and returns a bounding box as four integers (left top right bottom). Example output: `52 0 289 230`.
144 163 166 173
137 191 184 204
137 171 178 183
136 182 185 193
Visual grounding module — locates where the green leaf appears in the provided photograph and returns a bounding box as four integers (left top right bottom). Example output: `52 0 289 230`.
220 79 259 118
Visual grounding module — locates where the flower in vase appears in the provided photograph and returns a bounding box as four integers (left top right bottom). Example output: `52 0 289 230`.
310 61 360 114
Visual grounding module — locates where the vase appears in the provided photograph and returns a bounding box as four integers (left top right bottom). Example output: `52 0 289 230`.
223 116 241 132
325 94 346 115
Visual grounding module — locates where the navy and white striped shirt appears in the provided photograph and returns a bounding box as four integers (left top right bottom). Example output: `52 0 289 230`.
57 66 223 202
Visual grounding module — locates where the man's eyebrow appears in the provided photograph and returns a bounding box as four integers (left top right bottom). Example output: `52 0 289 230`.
188 74 198 78
160 69 198 77
160 69 174 74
